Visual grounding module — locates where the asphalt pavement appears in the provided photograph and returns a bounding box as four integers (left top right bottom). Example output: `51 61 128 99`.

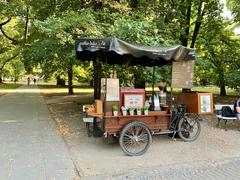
0 85 77 180
1 84 240 180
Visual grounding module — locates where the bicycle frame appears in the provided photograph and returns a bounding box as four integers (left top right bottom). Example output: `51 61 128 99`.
153 105 187 136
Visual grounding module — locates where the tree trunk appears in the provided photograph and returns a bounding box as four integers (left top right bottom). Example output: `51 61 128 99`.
180 0 192 47
134 79 145 89
93 59 102 99
180 1 193 92
190 1 205 48
134 73 145 89
68 64 74 95
56 76 65 86
0 77 2 84
24 7 29 42
219 71 226 96
220 84 226 96
130 0 138 8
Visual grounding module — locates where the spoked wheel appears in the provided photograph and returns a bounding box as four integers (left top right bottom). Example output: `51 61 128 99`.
119 121 152 156
178 116 201 142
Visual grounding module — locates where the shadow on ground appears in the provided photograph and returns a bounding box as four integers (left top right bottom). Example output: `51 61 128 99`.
40 90 240 178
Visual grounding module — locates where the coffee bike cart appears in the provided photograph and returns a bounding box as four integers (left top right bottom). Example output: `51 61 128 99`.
76 38 203 156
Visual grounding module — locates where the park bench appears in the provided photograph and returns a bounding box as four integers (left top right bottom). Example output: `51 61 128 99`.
214 104 238 131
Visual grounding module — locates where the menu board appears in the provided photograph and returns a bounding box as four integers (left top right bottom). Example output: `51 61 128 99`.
171 61 194 88
105 78 120 101
124 94 144 109
200 95 211 113
100 78 106 101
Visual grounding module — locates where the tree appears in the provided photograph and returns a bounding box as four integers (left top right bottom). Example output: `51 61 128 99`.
226 0 240 21
0 0 29 82
195 16 240 95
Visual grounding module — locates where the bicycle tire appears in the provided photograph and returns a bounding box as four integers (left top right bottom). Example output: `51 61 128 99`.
119 121 152 156
178 116 201 142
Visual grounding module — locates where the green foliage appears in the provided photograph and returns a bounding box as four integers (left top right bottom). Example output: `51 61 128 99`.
112 105 118 111
128 107 135 111
226 0 240 22
0 0 240 96
143 105 150 111
226 70 240 89
0 83 23 90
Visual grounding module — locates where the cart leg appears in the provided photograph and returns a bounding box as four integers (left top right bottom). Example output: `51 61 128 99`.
93 117 103 137
217 118 221 127
86 122 91 137
224 120 228 131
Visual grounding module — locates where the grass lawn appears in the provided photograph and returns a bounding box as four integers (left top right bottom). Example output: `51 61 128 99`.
146 86 239 96
0 82 23 95
37 82 239 97
0 82 23 90
37 84 94 94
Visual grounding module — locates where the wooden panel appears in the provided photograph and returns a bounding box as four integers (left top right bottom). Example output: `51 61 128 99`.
178 92 198 113
178 92 213 114
104 101 120 113
95 99 103 114
171 61 194 88
104 113 170 134
148 110 169 116
120 88 145 108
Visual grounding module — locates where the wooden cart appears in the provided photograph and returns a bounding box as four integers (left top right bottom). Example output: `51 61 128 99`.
86 105 201 156
77 38 201 156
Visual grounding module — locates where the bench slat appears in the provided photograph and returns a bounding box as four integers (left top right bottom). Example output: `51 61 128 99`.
217 116 237 120
215 104 234 110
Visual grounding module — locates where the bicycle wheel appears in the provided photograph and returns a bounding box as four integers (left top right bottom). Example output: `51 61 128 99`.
178 116 201 142
119 121 152 156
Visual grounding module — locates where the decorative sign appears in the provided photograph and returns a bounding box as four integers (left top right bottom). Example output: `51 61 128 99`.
106 78 120 101
171 61 194 88
200 95 211 113
77 39 109 51
100 78 106 101
124 94 144 109
153 95 161 111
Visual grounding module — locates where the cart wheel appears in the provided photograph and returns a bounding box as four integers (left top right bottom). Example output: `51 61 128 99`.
178 116 201 142
119 121 152 156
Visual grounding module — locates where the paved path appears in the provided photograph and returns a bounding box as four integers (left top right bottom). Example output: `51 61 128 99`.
82 157 240 180
115 158 240 180
0 85 76 180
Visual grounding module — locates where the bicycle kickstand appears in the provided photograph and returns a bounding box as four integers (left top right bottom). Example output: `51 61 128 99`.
172 131 177 140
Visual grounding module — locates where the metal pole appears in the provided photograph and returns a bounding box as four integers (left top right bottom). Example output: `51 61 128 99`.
170 87 173 111
151 66 155 110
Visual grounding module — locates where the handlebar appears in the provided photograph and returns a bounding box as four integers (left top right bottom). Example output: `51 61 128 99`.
176 104 186 114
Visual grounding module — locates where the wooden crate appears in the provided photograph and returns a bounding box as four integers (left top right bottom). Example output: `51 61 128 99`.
95 99 103 114
178 92 213 114
104 112 171 134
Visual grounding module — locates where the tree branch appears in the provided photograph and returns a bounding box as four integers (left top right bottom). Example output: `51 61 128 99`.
24 7 29 42
182 0 192 46
0 54 18 71
0 26 18 45
0 17 12 27
190 1 205 48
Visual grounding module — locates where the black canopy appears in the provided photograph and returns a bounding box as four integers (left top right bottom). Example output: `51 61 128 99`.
76 38 196 67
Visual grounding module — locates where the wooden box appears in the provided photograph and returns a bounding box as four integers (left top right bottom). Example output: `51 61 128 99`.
104 101 120 113
120 88 145 108
95 99 103 114
104 112 171 134
178 92 213 114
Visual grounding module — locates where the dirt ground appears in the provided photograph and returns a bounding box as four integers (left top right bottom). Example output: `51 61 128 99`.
41 90 240 178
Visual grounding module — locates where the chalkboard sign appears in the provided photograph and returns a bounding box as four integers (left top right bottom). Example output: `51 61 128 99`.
171 61 194 88
100 78 120 101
